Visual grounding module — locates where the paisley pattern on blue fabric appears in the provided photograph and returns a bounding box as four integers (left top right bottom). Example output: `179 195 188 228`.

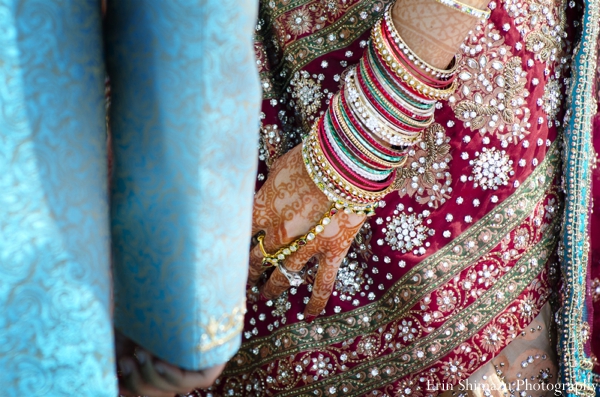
0 0 115 395
106 0 261 370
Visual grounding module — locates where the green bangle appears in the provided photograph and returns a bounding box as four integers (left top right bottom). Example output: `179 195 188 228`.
366 44 434 112
336 99 407 164
357 61 434 127
325 112 396 176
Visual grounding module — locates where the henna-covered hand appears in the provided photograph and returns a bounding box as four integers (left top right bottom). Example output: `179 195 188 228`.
249 145 365 321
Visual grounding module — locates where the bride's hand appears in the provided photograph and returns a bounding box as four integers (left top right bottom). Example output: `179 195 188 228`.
248 144 365 322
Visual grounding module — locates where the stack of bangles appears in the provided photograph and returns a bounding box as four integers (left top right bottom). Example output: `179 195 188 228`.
302 3 459 216
258 0 484 277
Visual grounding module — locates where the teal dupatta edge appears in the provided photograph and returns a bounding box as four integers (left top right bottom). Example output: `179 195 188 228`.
559 0 599 395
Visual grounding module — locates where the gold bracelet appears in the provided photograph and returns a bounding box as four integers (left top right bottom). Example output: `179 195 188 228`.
431 0 490 20
331 95 412 169
258 202 337 268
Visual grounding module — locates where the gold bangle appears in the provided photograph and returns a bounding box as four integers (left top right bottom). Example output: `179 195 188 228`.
430 0 490 20
331 95 412 168
307 124 396 201
302 141 380 216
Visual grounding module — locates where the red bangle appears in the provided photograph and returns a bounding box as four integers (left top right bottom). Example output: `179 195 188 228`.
360 53 433 121
339 89 410 159
318 118 392 190
326 109 392 172
355 62 428 132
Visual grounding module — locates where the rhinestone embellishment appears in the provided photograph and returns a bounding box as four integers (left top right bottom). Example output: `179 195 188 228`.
469 147 514 190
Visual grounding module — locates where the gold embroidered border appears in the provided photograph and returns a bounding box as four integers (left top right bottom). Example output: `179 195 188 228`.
197 300 246 353
267 0 338 21
226 142 560 374
272 1 387 90
278 218 560 396
558 0 599 394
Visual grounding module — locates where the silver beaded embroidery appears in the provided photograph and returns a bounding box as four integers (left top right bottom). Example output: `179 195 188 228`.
384 204 434 255
469 147 515 190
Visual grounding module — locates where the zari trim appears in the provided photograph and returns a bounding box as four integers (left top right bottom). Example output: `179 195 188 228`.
197 301 247 353
558 0 599 395
278 222 559 396
226 141 560 375
271 1 386 92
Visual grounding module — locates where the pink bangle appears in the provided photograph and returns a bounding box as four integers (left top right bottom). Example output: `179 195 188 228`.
318 118 392 190
359 56 432 122
339 89 409 159
329 96 391 171
355 63 428 131
327 108 393 172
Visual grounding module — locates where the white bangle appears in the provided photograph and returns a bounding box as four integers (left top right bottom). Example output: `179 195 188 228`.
432 0 491 20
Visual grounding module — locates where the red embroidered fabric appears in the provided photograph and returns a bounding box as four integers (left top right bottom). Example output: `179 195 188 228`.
197 0 574 395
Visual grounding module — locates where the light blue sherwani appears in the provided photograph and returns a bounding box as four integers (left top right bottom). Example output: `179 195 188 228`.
0 0 260 395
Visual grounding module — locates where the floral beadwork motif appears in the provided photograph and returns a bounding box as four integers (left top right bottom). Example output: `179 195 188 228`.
286 7 313 36
469 147 515 190
393 376 424 397
335 257 366 297
479 324 506 353
259 123 284 168
333 221 381 305
592 278 600 302
289 70 326 126
270 291 291 320
393 123 453 208
542 78 562 122
450 24 531 143
384 205 434 255
499 0 567 62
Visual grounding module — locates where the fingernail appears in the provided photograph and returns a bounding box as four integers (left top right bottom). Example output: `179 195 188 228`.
136 350 147 365
259 292 269 302
155 362 166 375
119 359 132 375
304 314 316 323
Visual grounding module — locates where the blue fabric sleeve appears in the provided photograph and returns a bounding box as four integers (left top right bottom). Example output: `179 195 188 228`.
105 0 261 370
0 1 115 395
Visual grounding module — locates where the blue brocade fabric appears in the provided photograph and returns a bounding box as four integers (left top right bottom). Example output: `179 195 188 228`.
0 1 116 395
0 0 260 393
105 0 261 370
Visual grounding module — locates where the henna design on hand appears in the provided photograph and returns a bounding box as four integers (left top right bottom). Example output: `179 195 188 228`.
249 146 366 320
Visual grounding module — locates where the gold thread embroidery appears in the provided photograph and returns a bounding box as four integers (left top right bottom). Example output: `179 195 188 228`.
392 123 453 209
451 23 531 143
225 141 560 375
197 300 247 353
